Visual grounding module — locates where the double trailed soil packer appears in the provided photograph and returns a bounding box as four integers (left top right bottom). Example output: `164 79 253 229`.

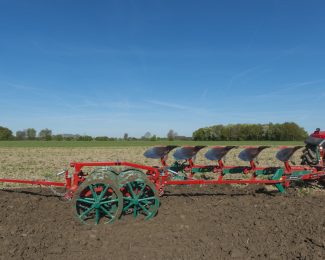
0 129 324 225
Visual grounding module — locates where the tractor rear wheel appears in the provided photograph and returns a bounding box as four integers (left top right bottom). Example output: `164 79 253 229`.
301 145 319 166
72 170 123 225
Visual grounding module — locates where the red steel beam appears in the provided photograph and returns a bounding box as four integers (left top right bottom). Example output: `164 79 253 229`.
70 161 159 172
0 178 65 187
166 179 285 185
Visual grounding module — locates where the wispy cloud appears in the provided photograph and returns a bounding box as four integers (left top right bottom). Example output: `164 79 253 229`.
147 100 188 110
147 99 216 118
0 82 42 91
253 79 325 98
227 64 261 89
226 46 301 90
64 98 147 111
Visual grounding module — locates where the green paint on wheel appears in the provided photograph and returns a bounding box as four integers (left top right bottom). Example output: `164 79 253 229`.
119 170 160 220
73 171 123 225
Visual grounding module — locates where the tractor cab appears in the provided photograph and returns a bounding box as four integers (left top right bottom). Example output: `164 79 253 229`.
310 128 325 139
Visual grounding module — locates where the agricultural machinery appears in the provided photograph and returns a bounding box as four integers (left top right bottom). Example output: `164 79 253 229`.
0 129 324 225
301 128 325 166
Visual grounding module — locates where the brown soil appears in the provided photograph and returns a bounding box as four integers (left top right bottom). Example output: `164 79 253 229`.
0 185 324 260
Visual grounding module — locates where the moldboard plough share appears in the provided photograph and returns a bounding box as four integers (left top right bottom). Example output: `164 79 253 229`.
0 129 324 225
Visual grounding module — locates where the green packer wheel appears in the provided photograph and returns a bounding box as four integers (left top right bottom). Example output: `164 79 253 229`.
118 170 160 220
72 170 123 225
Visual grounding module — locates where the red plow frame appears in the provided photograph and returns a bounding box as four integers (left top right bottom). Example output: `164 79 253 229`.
1 145 324 195
0 144 324 224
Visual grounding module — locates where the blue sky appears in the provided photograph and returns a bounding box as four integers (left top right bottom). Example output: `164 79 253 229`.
0 0 324 137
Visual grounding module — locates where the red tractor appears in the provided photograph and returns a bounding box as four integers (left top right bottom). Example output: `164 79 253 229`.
301 128 325 166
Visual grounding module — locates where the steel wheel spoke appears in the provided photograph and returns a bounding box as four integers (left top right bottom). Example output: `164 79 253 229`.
138 196 156 202
83 197 95 201
100 198 119 205
78 204 91 210
137 183 146 198
139 200 153 206
133 205 138 218
79 205 95 219
98 184 109 201
100 206 114 219
123 202 134 211
127 183 136 198
139 203 150 216
89 184 98 199
95 209 100 224
77 198 93 204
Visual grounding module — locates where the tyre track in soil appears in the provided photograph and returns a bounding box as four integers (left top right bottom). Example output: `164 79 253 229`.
0 185 324 260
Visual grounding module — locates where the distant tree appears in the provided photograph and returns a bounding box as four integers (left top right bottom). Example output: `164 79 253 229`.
123 133 129 140
39 128 52 141
192 128 206 141
253 124 264 140
266 123 281 141
167 129 177 141
26 128 36 140
73 135 81 140
0 126 13 140
16 130 26 140
174 135 192 141
279 122 307 141
77 135 93 141
221 126 231 141
52 135 63 141
95 136 109 141
150 135 157 141
84 135 93 141
192 122 308 141
142 131 152 139
210 125 223 140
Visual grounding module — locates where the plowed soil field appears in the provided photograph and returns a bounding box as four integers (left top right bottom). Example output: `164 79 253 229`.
0 185 324 260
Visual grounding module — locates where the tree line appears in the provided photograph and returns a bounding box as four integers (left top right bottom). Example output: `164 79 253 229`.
0 126 181 141
0 123 309 141
192 122 308 141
